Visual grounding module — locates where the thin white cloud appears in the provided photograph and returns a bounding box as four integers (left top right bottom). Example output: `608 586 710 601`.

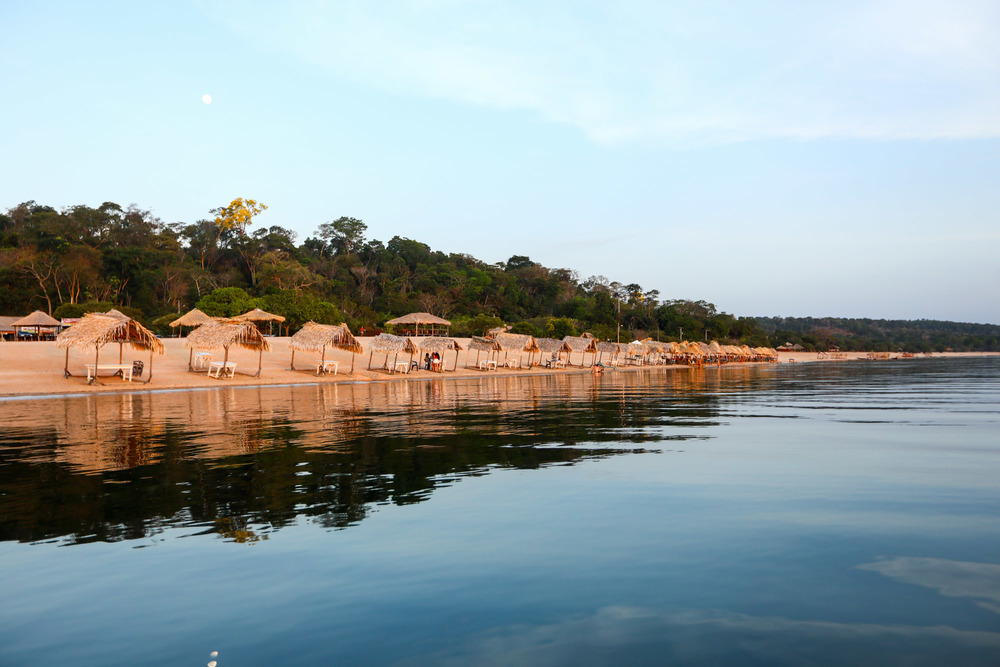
857 556 1000 611
206 1 1000 144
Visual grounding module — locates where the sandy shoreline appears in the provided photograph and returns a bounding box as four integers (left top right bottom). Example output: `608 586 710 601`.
0 337 995 400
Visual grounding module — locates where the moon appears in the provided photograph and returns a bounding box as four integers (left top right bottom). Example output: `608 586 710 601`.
202 94 213 105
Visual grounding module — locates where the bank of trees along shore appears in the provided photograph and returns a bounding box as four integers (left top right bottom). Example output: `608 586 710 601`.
1 199 996 351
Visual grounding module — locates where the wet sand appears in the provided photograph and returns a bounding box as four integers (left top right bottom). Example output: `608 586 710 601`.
0 337 994 399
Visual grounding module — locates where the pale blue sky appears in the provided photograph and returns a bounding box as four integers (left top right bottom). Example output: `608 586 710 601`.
2 1 998 323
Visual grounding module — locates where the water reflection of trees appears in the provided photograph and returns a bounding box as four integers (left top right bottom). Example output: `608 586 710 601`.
0 367 774 546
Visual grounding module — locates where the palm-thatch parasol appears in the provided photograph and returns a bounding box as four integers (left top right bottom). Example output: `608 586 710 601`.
467 335 501 368
12 310 62 340
186 319 271 377
289 322 363 374
169 308 214 337
563 335 598 367
366 333 418 373
57 313 165 384
415 336 464 372
494 332 540 368
487 325 511 337
595 341 623 364
535 337 571 366
104 309 130 320
234 308 286 336
385 312 451 337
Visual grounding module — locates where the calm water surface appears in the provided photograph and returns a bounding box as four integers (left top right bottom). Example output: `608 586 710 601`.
1 358 999 665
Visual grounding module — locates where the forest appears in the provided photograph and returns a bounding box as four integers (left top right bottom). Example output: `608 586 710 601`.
1 199 996 352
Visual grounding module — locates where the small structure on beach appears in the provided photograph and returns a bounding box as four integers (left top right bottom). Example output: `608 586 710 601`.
11 310 63 340
415 337 464 372
169 308 214 337
385 312 451 337
563 335 598 367
367 333 418 373
494 332 540 368
289 322 363 374
536 337 572 366
467 335 502 368
595 341 624 365
234 308 286 336
186 319 271 377
56 313 164 384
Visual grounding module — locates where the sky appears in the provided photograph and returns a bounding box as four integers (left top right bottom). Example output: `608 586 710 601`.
2 0 998 323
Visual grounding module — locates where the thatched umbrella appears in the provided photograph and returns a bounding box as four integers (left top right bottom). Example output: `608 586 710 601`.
595 341 623 365
289 322 363 374
169 308 213 337
367 333 418 373
57 313 165 384
234 308 286 336
415 337 464 372
12 310 62 340
536 337 571 367
467 335 501 368
385 312 451 337
563 335 598 367
186 320 271 377
487 325 511 337
494 332 539 368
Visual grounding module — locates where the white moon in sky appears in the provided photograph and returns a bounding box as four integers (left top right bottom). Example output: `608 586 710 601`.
202 94 213 104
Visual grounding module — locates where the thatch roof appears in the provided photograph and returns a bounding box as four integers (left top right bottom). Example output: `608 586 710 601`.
494 332 539 353
12 310 61 327
468 336 501 352
563 336 598 353
487 325 512 336
708 341 724 354
385 312 451 326
415 337 464 353
596 341 623 354
170 308 213 328
289 322 363 354
234 308 285 323
367 332 417 354
57 313 164 353
666 342 682 354
185 320 271 352
104 309 130 320
536 337 571 354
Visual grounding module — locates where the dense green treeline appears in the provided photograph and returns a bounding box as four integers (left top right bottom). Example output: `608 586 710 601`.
756 316 1000 352
1 199 995 351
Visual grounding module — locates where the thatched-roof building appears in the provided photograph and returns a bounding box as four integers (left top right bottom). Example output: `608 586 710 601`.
414 336 464 372
385 312 451 337
563 335 598 367
57 313 165 384
493 332 540 368
186 320 271 377
169 308 214 336
366 333 418 373
467 335 501 368
289 322 363 374
11 310 63 340
595 341 624 363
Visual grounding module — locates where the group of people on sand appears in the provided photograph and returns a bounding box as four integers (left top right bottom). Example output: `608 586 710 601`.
423 352 442 371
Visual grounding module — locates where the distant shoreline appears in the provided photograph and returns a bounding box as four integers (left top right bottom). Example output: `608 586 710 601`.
0 338 996 401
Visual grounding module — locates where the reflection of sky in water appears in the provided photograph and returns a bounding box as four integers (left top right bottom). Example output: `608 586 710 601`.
1 358 999 665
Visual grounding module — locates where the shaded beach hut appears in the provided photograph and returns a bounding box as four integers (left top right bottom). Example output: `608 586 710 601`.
536 337 571 367
234 308 286 336
289 322 363 374
385 312 451 337
12 310 62 340
186 320 271 377
595 341 624 365
467 335 501 368
494 332 539 368
57 313 165 384
367 333 418 373
416 337 464 372
169 308 213 337
563 335 598 367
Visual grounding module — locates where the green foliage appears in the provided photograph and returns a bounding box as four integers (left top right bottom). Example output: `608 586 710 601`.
53 301 113 319
196 287 258 318
450 314 504 337
510 321 541 336
545 317 577 339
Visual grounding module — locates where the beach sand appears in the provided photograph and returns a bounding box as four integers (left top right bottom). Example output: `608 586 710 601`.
0 337 994 399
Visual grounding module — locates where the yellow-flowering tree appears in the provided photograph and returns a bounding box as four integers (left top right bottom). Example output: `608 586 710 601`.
210 197 268 286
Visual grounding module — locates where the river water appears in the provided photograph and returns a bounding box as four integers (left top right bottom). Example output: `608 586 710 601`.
1 358 998 665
